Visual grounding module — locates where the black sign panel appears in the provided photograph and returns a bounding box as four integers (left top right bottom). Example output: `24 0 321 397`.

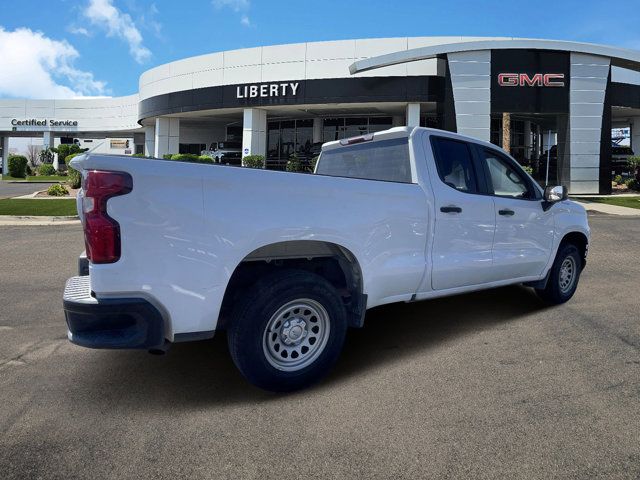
491 50 570 114
138 76 444 121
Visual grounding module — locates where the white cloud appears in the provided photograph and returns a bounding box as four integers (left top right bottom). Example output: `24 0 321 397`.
68 25 90 36
212 0 250 11
213 0 252 27
83 0 151 63
0 27 108 99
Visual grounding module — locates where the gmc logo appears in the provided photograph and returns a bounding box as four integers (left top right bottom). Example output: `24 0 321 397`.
498 73 565 87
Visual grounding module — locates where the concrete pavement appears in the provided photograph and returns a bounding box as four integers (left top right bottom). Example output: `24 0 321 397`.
0 217 639 479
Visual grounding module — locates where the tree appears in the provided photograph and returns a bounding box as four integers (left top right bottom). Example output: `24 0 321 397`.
54 144 88 165
39 148 54 164
26 144 42 167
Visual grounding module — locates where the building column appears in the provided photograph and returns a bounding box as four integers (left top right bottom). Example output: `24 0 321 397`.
406 103 420 127
630 117 640 157
144 126 156 157
502 112 511 154
568 53 610 194
1 137 9 177
447 50 491 142
242 108 267 159
154 118 180 159
43 132 57 169
523 120 532 160
312 118 323 143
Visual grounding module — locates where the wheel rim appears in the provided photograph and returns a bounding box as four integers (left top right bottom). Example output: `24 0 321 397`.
559 255 577 293
263 298 330 372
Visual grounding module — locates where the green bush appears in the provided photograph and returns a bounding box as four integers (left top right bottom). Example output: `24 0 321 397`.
613 174 623 185
309 156 319 172
55 144 87 165
65 153 82 188
170 153 199 162
165 153 215 164
47 184 69 196
286 154 303 173
26 165 33 176
132 153 151 158
242 155 265 169
38 164 56 176
625 178 639 191
523 166 533 175
7 155 28 178
162 154 174 160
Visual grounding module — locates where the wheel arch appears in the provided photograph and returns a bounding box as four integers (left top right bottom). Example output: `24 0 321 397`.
559 230 589 269
219 240 366 329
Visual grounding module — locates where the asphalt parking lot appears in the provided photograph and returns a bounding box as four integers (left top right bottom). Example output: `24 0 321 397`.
1 215 639 479
0 180 55 199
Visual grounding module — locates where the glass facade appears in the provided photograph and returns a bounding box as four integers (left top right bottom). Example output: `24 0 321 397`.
266 116 393 169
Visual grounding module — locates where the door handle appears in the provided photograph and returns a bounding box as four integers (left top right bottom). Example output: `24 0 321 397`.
440 205 462 214
498 209 515 216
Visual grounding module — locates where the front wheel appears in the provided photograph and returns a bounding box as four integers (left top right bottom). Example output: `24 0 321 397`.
227 269 347 392
535 243 582 305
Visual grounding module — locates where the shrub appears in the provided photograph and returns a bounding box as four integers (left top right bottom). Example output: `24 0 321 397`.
38 164 56 176
198 155 214 163
7 155 28 178
170 153 199 162
65 153 82 188
628 156 640 180
309 156 319 172
132 153 150 158
162 154 174 160
523 166 533 175
242 155 265 169
625 178 639 191
26 165 34 177
47 184 69 196
613 174 623 185
286 154 303 173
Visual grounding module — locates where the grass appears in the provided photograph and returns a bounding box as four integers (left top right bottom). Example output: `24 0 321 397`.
1 175 67 182
0 199 77 216
587 196 640 209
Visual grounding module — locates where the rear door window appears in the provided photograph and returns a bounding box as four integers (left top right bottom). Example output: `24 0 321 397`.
316 138 412 183
430 137 478 193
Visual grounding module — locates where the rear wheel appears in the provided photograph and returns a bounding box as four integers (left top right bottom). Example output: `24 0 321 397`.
227 269 347 392
535 243 582 304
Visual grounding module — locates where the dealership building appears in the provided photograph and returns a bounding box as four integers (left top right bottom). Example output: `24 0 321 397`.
2 36 640 194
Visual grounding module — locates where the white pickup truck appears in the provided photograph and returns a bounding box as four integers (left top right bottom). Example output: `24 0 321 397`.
63 127 589 391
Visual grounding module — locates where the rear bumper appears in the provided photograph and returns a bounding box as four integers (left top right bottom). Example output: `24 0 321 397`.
63 276 165 349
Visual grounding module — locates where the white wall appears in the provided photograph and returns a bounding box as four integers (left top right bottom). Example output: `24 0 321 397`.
139 37 508 101
0 94 141 134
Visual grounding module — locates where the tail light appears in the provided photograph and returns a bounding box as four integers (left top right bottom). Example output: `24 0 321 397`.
82 170 132 264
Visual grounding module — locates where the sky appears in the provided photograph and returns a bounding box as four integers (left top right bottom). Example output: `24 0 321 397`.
0 0 639 100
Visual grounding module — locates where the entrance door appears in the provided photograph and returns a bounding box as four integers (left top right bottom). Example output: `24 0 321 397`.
429 136 496 291
478 146 554 280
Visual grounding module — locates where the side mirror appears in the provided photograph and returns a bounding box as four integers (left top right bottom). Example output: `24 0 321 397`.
542 185 568 211
544 185 568 202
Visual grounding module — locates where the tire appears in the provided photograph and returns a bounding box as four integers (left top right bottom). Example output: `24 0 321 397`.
535 243 582 305
227 269 348 392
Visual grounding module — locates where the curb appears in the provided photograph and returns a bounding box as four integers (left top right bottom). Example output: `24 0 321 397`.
0 215 80 226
